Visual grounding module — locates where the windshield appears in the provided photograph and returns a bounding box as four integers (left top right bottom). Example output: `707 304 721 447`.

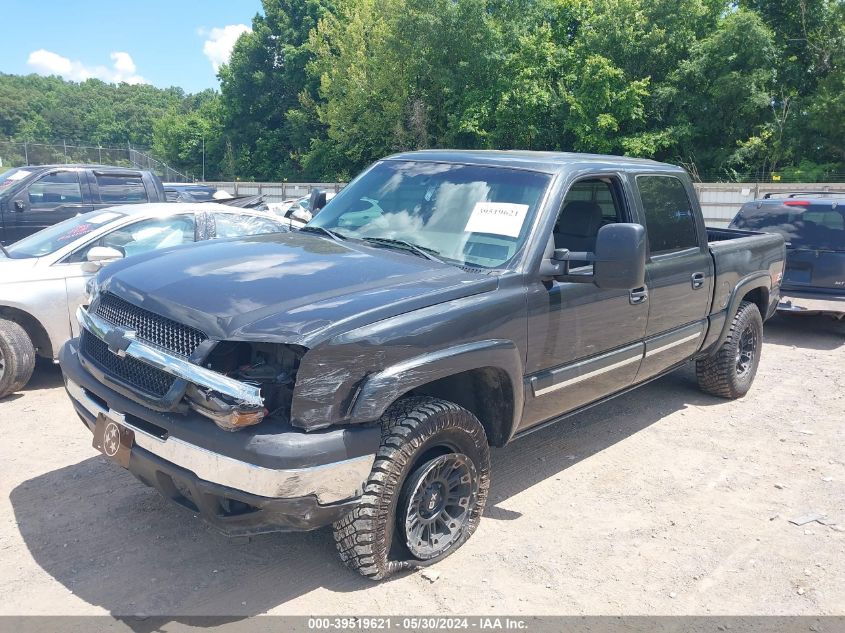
309 161 550 269
0 167 34 192
4 210 127 259
733 203 845 251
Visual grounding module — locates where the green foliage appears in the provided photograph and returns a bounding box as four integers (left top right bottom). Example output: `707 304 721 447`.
218 0 337 180
2 0 844 182
0 73 185 147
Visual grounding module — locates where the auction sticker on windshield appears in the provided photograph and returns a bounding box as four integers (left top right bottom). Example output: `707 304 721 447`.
464 202 529 238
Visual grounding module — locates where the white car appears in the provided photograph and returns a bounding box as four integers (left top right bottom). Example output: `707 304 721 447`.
0 202 288 397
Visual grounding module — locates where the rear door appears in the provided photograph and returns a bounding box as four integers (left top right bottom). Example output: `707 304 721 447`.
89 171 150 209
633 174 712 381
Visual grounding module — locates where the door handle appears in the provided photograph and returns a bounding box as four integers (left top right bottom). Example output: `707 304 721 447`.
629 286 648 305
691 272 705 290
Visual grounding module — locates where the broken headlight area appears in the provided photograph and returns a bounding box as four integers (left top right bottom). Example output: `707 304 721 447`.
186 341 306 432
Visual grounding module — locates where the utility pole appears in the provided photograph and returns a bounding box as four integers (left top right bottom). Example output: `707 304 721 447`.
202 136 205 182
23 141 28 165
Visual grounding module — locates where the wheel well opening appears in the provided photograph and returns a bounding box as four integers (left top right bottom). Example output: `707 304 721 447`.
741 287 768 317
409 367 514 447
0 307 52 359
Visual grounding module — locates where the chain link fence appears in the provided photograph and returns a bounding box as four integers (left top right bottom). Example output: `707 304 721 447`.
0 139 191 182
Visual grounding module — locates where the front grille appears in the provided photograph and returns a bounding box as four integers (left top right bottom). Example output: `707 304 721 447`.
81 330 176 398
95 293 207 358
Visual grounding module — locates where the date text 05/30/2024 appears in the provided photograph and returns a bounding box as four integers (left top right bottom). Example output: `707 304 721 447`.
307 617 528 630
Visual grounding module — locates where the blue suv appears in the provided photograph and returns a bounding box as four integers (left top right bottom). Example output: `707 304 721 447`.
730 192 845 318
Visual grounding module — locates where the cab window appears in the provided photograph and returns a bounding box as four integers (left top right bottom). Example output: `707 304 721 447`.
553 177 627 266
96 174 148 203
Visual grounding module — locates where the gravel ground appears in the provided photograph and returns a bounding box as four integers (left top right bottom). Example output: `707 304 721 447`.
0 314 842 617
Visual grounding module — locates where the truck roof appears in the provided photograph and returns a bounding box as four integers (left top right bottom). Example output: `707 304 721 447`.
12 164 148 172
386 150 682 175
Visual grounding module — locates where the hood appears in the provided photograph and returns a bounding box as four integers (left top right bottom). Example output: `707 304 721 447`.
100 231 497 345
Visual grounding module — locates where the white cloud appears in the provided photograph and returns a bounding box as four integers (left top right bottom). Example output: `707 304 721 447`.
27 49 147 84
202 24 251 72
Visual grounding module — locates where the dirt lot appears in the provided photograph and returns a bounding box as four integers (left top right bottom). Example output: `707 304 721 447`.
0 314 843 617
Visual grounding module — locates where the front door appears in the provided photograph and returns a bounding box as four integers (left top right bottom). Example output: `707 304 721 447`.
521 176 648 430
12 170 92 241
633 174 713 381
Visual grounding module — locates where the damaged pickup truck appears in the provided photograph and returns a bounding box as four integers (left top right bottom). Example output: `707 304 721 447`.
60 151 785 579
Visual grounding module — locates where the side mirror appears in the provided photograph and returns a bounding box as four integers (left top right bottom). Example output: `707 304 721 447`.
309 189 327 214
592 223 647 289
81 246 124 273
289 208 312 224
87 246 124 262
542 223 647 290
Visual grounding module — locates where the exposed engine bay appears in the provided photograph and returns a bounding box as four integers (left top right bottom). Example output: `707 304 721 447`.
185 341 306 432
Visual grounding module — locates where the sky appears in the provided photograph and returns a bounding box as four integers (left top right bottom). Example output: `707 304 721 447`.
0 0 264 93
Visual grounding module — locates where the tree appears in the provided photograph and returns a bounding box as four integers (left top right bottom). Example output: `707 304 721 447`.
672 9 778 177
218 0 337 180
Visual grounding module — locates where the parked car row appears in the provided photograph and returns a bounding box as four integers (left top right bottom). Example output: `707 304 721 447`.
0 165 167 243
0 164 280 245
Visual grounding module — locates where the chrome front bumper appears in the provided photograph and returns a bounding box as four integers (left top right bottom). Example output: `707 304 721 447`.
76 305 262 406
66 377 375 503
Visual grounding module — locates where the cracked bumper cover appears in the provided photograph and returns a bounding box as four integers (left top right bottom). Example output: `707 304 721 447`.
60 338 380 535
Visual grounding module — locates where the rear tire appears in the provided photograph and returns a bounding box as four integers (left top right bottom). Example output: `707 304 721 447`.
696 301 763 399
332 396 490 580
0 318 36 399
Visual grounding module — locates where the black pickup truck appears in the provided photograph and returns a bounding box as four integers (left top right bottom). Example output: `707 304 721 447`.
59 151 785 579
0 165 166 243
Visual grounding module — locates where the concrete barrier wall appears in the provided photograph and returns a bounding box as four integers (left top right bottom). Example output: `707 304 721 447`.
206 181 845 228
206 182 346 204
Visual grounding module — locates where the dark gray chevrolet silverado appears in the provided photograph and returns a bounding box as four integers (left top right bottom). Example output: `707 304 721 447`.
59 151 785 579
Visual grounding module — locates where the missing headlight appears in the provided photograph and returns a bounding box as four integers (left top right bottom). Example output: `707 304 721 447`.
186 341 306 431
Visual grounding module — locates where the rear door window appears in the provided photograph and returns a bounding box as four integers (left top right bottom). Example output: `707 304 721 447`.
95 174 148 204
733 203 845 251
636 175 699 254
28 171 83 207
212 213 286 239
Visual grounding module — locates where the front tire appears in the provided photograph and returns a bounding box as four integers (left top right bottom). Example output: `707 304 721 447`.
332 396 490 580
0 319 36 399
696 301 763 399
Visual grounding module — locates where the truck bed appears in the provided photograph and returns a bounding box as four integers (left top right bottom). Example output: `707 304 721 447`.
707 226 786 318
706 226 762 242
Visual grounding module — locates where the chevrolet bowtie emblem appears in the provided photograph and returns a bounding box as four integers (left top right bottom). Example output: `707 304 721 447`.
104 326 136 357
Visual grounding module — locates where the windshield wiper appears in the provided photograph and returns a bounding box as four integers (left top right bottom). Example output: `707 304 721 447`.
300 226 347 241
362 237 445 263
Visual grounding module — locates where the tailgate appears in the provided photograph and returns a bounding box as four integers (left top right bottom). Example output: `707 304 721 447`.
784 248 845 292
